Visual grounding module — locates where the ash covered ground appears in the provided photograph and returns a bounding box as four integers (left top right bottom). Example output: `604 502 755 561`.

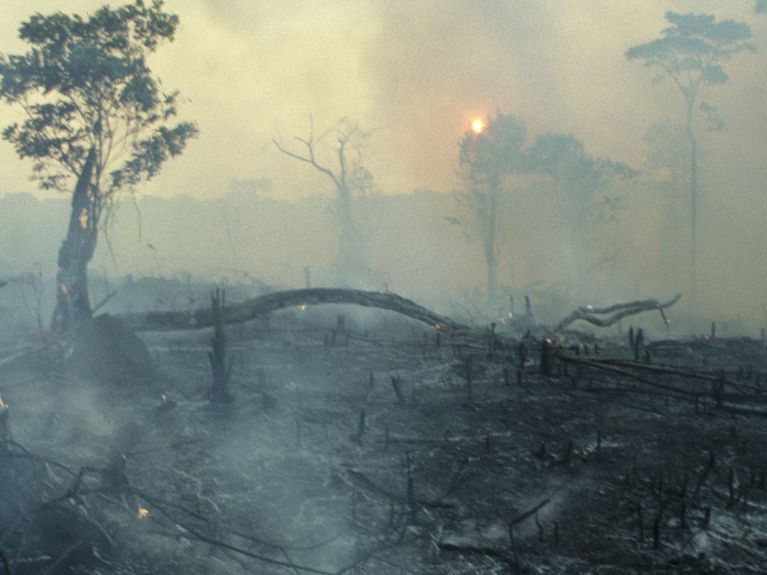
2 289 767 575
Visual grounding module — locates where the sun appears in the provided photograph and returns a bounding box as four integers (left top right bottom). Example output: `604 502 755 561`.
471 118 485 134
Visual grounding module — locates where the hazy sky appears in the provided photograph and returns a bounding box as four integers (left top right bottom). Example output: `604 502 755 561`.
0 0 765 199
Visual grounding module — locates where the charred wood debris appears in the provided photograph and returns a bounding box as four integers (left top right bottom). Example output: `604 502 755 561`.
2 288 767 573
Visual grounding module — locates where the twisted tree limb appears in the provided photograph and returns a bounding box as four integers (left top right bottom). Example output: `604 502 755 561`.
555 294 681 331
117 288 463 333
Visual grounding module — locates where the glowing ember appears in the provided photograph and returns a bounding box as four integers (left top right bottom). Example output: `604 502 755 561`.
299 303 308 311
471 118 485 134
137 506 150 520
0 396 7 409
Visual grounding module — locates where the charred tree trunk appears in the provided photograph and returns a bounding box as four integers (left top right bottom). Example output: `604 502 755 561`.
336 162 361 287
484 172 499 306
208 289 234 402
474 172 500 308
273 124 370 289
51 149 98 336
118 288 463 333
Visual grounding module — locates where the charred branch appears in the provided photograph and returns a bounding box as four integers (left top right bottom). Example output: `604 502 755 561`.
555 295 681 332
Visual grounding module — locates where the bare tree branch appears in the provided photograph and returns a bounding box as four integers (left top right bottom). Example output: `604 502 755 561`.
555 295 681 331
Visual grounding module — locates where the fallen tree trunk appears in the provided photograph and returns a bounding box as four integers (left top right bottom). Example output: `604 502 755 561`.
555 294 681 332
118 288 463 333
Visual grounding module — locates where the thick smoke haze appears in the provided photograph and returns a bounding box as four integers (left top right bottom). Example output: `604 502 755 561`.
0 0 766 331
1 0 765 196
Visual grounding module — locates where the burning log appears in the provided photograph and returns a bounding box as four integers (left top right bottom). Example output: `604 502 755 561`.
118 288 463 333
555 294 681 332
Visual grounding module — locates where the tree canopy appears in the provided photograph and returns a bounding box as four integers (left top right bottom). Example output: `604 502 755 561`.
459 113 527 185
528 132 636 205
0 0 197 196
625 11 754 104
626 11 754 315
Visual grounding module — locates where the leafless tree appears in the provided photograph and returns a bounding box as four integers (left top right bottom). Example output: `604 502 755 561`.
274 118 375 287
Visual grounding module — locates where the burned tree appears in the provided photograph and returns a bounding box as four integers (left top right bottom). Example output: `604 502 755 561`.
273 118 375 287
208 288 234 403
459 113 527 306
626 11 754 313
0 0 197 335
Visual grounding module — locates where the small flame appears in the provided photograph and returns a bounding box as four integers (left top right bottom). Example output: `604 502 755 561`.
78 208 89 230
471 118 485 134
299 304 308 312
0 395 8 409
137 506 150 520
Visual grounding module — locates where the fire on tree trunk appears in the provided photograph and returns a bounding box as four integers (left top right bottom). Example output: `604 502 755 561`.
51 149 98 335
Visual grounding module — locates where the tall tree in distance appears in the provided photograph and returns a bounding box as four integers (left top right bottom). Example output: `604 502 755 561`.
528 132 634 229
274 118 375 287
527 132 635 292
459 113 527 305
626 11 754 314
0 0 197 335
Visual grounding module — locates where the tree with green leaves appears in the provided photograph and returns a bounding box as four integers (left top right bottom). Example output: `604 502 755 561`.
459 113 527 305
626 11 754 313
0 0 197 335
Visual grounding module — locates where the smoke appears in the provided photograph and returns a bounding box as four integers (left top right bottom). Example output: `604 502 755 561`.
0 0 766 331
0 1 765 196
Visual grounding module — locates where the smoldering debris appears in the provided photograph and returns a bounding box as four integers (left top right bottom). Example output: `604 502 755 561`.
2 285 767 574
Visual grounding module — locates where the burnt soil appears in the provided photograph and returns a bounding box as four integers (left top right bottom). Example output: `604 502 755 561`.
2 310 767 574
